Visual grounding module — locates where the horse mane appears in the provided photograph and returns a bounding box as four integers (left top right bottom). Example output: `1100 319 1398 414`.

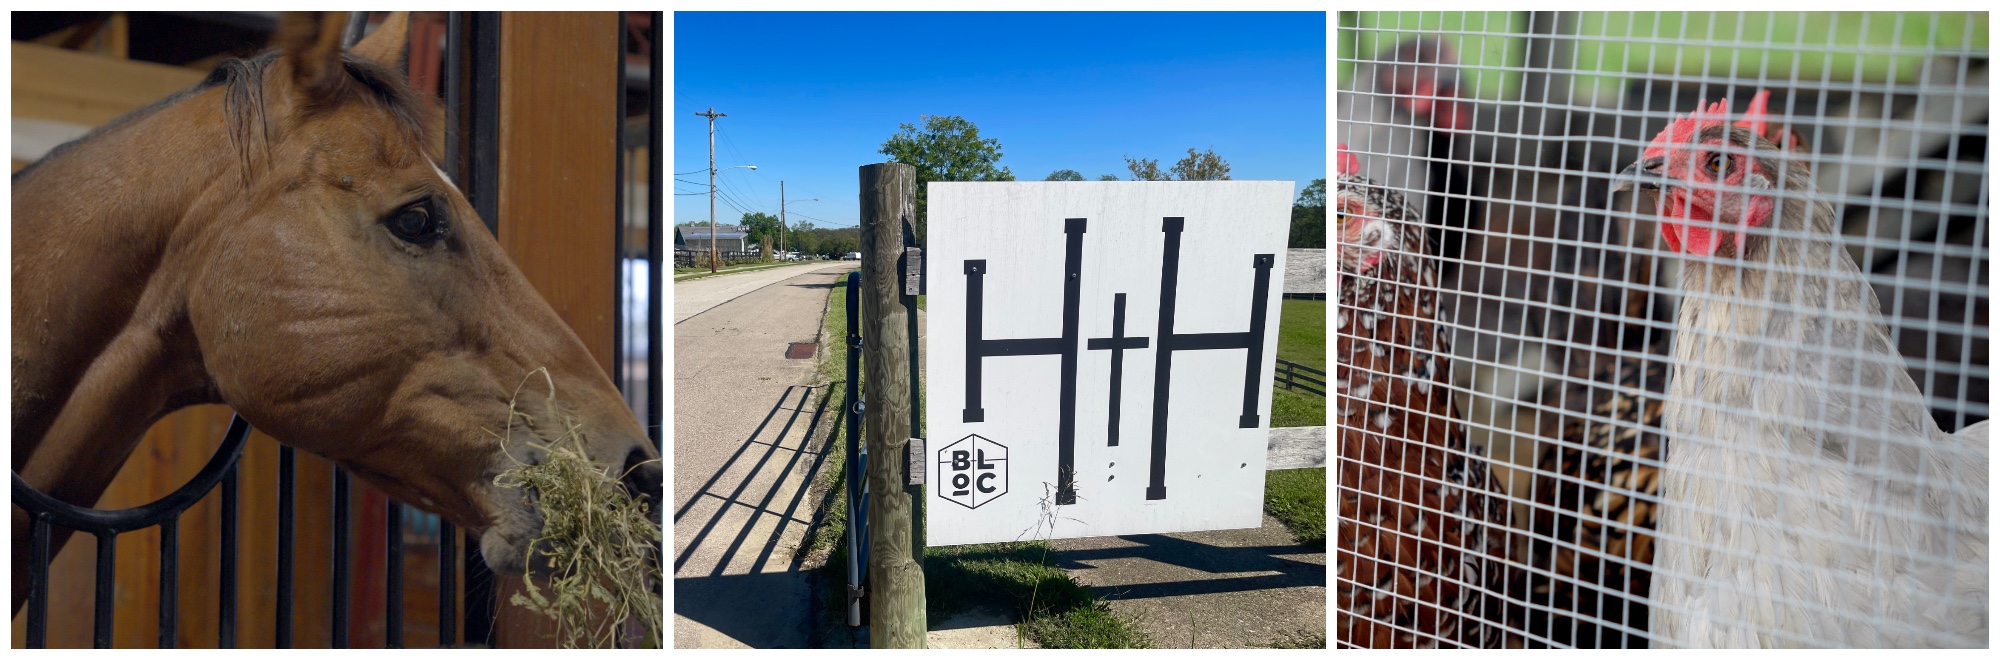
14 50 441 183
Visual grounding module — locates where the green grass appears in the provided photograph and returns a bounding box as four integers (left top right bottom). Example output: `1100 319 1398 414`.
802 272 1147 648
925 542 1150 648
1269 299 1326 429
1263 468 1327 545
1274 299 1326 371
1265 298 1326 545
801 271 858 564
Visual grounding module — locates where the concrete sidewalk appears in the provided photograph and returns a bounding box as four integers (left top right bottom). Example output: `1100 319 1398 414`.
672 265 850 648
1051 516 1326 648
675 261 852 323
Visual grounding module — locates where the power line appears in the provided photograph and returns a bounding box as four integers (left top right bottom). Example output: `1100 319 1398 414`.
784 211 855 227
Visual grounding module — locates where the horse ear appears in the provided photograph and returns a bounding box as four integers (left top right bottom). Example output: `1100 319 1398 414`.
351 12 410 70
273 11 349 103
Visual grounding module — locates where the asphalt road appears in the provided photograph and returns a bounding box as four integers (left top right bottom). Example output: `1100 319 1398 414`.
675 262 854 324
672 262 851 648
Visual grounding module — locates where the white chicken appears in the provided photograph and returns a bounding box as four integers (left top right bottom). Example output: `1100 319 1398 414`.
1613 98 1989 648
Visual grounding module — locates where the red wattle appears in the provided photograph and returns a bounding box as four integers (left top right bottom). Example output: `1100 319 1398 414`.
1659 190 1721 256
1682 224 1719 257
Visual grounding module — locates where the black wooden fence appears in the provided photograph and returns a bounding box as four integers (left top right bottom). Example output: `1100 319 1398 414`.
1274 358 1326 397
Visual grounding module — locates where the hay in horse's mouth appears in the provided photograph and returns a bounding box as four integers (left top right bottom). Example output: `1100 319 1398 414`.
490 370 663 649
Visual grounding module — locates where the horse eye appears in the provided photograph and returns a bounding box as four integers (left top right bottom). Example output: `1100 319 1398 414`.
386 204 445 245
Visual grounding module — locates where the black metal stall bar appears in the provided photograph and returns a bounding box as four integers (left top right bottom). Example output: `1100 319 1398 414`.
12 414 253 649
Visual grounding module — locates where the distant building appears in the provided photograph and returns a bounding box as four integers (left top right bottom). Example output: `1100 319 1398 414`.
677 224 749 253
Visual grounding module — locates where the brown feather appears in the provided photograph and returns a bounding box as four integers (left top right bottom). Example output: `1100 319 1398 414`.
1336 174 1521 648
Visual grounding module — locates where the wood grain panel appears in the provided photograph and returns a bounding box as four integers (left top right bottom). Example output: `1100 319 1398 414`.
10 41 203 126
497 11 620 377
491 11 621 648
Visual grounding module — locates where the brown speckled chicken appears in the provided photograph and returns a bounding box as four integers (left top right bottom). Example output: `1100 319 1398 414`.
1527 349 1668 648
1335 148 1519 648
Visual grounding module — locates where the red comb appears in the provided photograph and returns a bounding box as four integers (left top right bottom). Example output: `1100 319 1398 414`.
1741 90 1772 143
1336 143 1360 176
1651 91 1782 150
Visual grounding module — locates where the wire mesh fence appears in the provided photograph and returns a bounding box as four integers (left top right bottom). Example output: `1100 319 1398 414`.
1335 11 1988 648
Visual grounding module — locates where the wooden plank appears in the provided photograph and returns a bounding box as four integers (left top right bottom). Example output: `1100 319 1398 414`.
491 11 622 648
1266 426 1327 471
10 41 204 128
496 11 620 379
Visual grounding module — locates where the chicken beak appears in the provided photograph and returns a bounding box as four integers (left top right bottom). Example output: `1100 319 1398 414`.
1611 157 1668 194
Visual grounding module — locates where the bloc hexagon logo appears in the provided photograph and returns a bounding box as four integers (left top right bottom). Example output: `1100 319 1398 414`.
938 434 1008 509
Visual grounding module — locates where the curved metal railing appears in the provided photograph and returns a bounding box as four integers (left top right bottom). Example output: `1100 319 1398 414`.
13 415 251 648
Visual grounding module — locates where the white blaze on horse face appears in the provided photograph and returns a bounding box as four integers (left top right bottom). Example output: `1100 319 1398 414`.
430 159 460 192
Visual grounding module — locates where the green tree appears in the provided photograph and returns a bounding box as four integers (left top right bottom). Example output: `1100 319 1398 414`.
1095 174 1121 181
1044 169 1085 181
1123 155 1169 181
1125 147 1233 182
879 114 1016 241
1171 147 1232 181
739 211 783 247
805 226 861 259
788 221 818 256
1289 178 1327 249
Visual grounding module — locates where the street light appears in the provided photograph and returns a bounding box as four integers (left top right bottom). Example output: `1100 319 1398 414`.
780 179 816 259
707 164 756 273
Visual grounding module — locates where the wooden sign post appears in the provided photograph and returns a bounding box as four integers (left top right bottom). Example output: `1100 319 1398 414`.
857 163 927 648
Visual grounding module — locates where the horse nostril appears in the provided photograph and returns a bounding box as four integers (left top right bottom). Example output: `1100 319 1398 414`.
621 446 663 514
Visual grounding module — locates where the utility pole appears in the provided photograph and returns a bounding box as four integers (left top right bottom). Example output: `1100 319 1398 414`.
858 162 926 647
780 180 787 257
695 107 725 273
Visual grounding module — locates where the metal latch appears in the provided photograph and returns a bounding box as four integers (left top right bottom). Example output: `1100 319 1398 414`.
907 437 926 486
903 247 923 296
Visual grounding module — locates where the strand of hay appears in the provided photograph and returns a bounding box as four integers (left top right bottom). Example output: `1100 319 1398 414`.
492 369 664 648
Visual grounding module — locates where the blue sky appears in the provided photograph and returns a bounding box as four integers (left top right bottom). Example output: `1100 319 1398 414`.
673 11 1327 229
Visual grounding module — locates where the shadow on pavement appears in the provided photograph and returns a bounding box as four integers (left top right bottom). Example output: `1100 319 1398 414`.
1054 533 1324 601
673 384 837 646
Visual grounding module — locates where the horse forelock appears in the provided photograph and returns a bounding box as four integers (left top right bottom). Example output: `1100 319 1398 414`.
235 51 443 175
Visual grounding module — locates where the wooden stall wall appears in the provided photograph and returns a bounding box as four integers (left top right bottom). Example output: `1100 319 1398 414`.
489 11 623 648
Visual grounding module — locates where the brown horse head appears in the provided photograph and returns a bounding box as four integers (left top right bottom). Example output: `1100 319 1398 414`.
11 11 659 597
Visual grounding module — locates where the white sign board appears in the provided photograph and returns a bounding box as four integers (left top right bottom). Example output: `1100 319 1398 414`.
926 181 1293 546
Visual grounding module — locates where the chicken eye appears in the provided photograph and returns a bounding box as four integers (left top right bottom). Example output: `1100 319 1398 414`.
386 202 447 245
1706 153 1728 176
